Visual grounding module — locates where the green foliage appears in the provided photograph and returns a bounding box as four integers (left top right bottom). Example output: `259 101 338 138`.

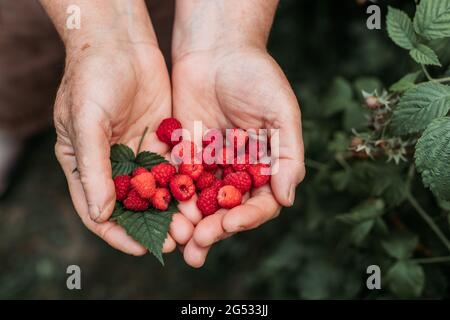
387 7 417 50
415 117 450 201
409 44 441 66
391 82 450 135
390 71 421 92
109 142 174 265
414 0 450 40
112 202 177 265
386 261 425 298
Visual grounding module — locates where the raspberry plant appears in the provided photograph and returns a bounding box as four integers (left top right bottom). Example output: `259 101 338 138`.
296 0 450 298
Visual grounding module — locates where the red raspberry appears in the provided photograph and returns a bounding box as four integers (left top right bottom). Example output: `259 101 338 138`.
123 189 150 211
202 147 218 172
114 175 131 201
217 185 242 209
226 128 248 151
169 174 196 201
196 186 220 216
151 163 176 187
202 128 223 147
211 179 224 190
247 163 271 188
152 188 171 211
196 171 217 191
223 171 252 194
222 166 235 179
156 118 182 146
171 141 198 164
232 152 251 171
179 163 204 181
132 167 148 177
131 172 156 199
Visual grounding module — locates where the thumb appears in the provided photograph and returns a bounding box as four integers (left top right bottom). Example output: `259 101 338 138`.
70 114 116 222
269 108 305 207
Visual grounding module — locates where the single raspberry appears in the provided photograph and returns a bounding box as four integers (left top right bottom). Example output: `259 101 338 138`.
196 171 217 191
247 163 271 188
226 128 248 151
132 167 148 177
131 172 156 199
169 174 196 201
123 189 150 211
211 179 224 190
171 141 198 164
152 188 171 211
179 163 204 181
202 147 218 172
222 166 235 179
156 118 182 146
151 163 176 187
232 152 251 171
114 175 131 201
196 187 220 216
217 185 242 209
223 171 252 194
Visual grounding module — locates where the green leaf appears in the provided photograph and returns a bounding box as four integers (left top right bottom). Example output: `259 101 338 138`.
114 201 178 265
135 151 168 169
409 44 442 66
386 7 417 50
386 261 425 298
336 199 385 225
323 77 354 116
381 232 418 260
415 117 450 200
390 71 422 92
110 202 125 221
349 220 375 246
391 82 450 135
110 144 137 177
110 144 135 162
414 0 450 40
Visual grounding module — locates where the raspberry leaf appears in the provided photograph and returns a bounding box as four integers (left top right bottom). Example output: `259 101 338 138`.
110 144 137 177
386 6 417 50
409 44 441 66
390 71 421 92
135 151 168 169
110 202 125 221
114 200 178 265
391 82 450 135
415 117 450 201
386 261 425 298
414 0 450 40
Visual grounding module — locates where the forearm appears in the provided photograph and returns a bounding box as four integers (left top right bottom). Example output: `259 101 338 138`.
39 0 157 51
172 0 279 59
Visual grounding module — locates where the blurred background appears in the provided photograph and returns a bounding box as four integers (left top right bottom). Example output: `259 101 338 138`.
1 0 449 299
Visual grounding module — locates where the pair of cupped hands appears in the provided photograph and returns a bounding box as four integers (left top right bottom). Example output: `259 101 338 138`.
54 17 305 268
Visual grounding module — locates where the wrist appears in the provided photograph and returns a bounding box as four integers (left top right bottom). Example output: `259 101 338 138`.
40 0 158 53
172 0 278 62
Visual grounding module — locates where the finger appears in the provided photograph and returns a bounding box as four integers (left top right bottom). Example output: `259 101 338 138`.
222 185 281 233
193 209 227 247
56 143 148 255
183 238 211 268
163 234 177 253
269 104 305 207
169 213 194 245
177 193 203 225
69 110 116 223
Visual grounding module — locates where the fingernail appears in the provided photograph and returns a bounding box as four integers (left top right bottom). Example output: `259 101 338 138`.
288 185 296 206
89 205 101 221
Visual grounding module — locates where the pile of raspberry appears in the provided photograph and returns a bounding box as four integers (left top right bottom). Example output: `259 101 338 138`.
113 118 271 217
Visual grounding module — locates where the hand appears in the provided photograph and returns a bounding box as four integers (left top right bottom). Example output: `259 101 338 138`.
172 46 305 267
54 37 193 256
